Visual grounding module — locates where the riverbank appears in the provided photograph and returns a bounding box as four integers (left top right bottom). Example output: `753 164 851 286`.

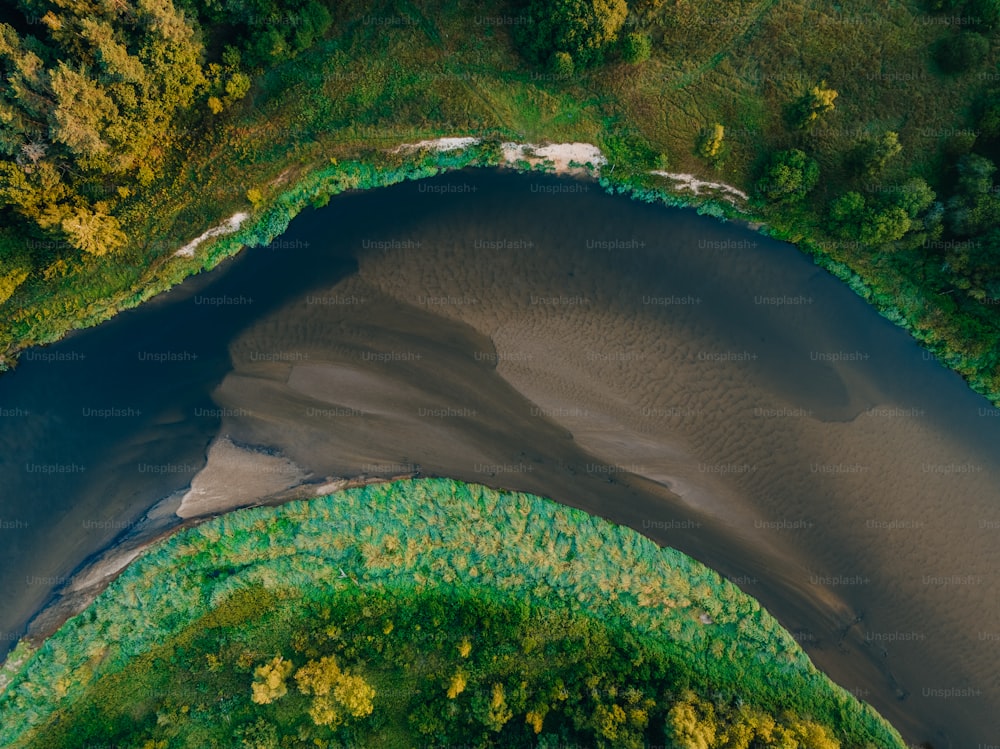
2 469 417 674
4 130 995 416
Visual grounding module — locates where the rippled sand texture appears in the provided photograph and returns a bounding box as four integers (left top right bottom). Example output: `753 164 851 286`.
210 174 999 747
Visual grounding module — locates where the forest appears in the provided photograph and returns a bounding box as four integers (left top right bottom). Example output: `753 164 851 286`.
0 0 999 396
0 479 906 748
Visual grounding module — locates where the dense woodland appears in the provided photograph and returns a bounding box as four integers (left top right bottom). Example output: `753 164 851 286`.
0 0 999 396
0 479 905 748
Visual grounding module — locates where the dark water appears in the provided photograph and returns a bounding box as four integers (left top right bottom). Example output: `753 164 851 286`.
1 170 998 747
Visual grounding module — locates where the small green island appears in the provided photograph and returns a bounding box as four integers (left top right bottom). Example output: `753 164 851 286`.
0 478 905 748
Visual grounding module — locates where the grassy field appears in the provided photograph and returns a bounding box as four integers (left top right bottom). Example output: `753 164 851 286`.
0 478 906 748
1 0 998 405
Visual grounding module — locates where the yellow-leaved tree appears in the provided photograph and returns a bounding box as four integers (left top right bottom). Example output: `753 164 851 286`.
447 671 467 699
294 654 375 727
250 656 293 705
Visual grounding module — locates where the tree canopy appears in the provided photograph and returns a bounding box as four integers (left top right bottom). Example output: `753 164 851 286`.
515 0 629 69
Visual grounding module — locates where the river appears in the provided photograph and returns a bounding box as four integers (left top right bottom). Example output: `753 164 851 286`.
1 169 997 747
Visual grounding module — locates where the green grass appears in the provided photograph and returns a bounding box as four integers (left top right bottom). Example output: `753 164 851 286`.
0 478 906 748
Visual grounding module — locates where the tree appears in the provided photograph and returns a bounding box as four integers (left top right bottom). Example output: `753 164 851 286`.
480 682 513 731
60 205 127 256
697 123 725 164
333 673 375 718
48 63 116 164
666 694 717 749
790 84 837 129
295 655 375 727
956 153 996 195
622 33 651 64
251 656 293 704
946 155 1000 235
234 718 279 749
447 671 468 698
976 89 1000 138
889 178 935 218
551 51 575 78
593 703 628 742
855 131 902 177
828 191 913 244
755 149 820 204
790 719 840 749
935 31 989 73
294 655 341 696
516 0 629 68
0 231 30 305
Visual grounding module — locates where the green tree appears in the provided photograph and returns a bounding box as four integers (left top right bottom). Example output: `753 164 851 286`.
621 32 652 64
956 153 996 195
855 131 902 177
935 31 989 73
0 231 30 305
790 84 837 129
828 191 913 244
516 0 629 68
234 718 279 749
889 178 935 218
755 149 820 204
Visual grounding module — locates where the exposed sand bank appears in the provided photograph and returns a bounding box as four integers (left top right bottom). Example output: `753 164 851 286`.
650 170 749 203
173 211 248 258
500 141 608 175
395 136 480 153
394 137 749 196
175 436 308 518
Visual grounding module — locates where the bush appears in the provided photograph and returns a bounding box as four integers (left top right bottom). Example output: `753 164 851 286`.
621 33 652 64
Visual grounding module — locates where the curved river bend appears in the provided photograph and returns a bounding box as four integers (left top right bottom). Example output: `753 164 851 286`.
1 170 998 747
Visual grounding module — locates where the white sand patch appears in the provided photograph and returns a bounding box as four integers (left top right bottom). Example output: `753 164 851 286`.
173 211 249 258
650 170 749 203
176 436 308 518
395 137 480 153
313 479 350 496
501 142 607 175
